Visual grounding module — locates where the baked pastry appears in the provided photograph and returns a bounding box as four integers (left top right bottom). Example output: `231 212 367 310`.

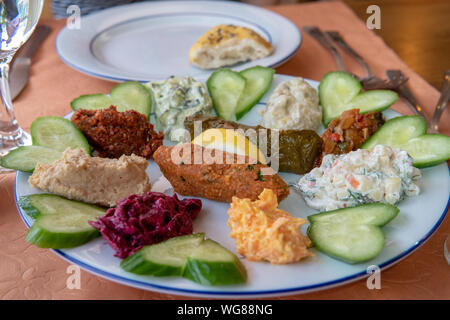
189 24 274 69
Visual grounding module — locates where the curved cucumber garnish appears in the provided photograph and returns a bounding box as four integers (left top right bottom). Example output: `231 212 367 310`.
235 66 274 120
19 193 104 218
120 233 204 276
308 223 386 264
184 239 247 286
362 115 427 150
207 68 246 121
0 146 61 173
345 90 399 113
70 94 113 111
109 81 152 117
319 71 398 125
19 194 106 249
308 203 399 226
26 214 101 249
319 71 362 112
71 82 151 118
307 203 399 264
397 134 450 168
121 234 247 286
30 116 91 155
361 115 450 167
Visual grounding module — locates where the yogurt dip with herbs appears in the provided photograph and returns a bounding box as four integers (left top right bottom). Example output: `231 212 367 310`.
146 76 213 142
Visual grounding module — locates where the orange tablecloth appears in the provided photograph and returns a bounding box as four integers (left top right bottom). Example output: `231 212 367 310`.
1 1 449 299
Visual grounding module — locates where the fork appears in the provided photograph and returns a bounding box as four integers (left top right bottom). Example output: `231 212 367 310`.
429 70 450 133
324 30 408 90
324 31 375 86
305 28 429 121
385 70 430 125
324 31 429 121
305 27 401 90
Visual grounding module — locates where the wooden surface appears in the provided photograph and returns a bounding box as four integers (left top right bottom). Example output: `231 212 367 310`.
1 1 448 300
343 0 450 90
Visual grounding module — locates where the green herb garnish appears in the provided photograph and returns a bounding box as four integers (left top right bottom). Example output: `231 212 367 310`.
255 169 265 182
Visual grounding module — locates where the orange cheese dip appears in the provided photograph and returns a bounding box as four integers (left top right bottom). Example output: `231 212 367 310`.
227 188 312 264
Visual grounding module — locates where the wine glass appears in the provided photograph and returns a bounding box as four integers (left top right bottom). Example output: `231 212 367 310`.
0 0 44 172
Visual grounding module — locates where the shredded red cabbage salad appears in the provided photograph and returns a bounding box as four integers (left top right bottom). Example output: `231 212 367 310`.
89 192 202 258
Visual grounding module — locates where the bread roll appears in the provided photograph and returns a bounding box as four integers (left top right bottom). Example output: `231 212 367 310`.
189 24 274 69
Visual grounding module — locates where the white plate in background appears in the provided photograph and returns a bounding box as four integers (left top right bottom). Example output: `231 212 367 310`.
56 1 301 82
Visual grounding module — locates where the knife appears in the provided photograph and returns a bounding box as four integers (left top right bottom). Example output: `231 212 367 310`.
9 25 51 100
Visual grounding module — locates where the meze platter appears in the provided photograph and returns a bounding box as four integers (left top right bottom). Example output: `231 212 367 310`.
8 69 450 298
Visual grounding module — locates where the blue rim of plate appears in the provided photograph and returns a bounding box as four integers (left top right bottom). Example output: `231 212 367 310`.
55 6 301 82
13 163 450 297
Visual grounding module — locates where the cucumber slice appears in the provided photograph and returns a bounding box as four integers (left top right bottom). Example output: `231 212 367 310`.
26 214 101 249
30 116 91 155
110 81 152 118
397 134 450 168
308 222 386 264
308 203 399 264
18 194 105 219
207 68 246 120
120 234 204 276
20 194 106 249
319 71 361 124
0 146 61 173
70 94 113 111
184 239 247 286
345 90 398 114
235 66 274 120
319 71 362 108
308 203 399 227
361 115 427 150
121 234 247 286
361 115 450 167
70 82 151 118
319 71 398 125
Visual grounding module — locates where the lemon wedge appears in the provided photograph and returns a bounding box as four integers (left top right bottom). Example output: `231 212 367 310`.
192 128 267 164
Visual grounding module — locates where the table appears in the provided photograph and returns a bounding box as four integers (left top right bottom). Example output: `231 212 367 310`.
0 0 448 300
344 0 450 91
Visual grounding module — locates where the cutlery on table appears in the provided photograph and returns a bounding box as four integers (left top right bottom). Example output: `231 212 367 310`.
305 27 405 91
385 70 430 125
9 25 51 101
429 70 450 133
324 30 408 91
324 31 374 82
322 30 429 122
303 26 347 72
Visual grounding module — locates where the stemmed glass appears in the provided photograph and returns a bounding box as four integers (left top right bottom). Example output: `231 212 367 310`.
0 0 44 172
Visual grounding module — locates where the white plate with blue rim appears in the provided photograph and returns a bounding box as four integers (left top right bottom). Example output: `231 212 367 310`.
56 0 301 82
14 74 449 298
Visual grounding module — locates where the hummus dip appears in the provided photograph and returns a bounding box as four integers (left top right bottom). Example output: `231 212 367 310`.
29 148 151 207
